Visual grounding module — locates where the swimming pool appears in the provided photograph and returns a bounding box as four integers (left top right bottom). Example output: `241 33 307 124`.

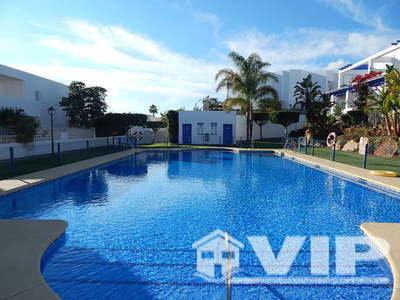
0 150 399 299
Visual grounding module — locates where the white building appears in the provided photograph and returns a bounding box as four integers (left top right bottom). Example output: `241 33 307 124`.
225 69 337 110
278 69 337 109
178 110 305 144
0 64 69 129
179 111 237 145
328 42 400 112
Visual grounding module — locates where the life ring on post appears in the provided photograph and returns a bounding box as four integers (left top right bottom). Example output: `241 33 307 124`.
326 132 336 148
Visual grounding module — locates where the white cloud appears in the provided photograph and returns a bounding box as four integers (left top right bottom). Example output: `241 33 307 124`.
16 20 225 113
320 0 387 31
193 12 221 36
224 29 398 72
324 59 346 71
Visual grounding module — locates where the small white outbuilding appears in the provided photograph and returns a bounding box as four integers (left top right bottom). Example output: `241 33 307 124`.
178 111 237 145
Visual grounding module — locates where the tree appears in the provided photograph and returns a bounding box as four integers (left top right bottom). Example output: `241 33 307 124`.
60 81 108 127
165 110 179 143
149 104 158 116
270 110 299 138
201 96 223 111
95 113 147 137
293 74 333 137
365 65 400 136
0 107 38 143
257 99 281 112
215 52 278 142
253 112 269 139
353 83 370 110
193 103 201 111
332 103 343 122
146 121 167 144
0 107 24 128
341 110 368 127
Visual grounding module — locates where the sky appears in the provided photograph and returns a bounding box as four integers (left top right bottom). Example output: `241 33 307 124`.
1 0 399 114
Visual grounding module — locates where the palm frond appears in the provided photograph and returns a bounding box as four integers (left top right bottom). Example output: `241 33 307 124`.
255 85 278 100
228 52 245 67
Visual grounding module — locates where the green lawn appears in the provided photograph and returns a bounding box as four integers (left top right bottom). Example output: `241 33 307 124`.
304 147 400 173
1 141 398 180
0 146 125 180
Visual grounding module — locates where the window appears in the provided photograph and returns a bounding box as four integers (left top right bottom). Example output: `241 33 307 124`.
201 251 214 259
197 122 204 135
34 90 41 101
210 123 217 135
222 251 235 259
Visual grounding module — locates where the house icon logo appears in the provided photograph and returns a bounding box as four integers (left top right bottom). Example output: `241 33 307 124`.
192 229 244 280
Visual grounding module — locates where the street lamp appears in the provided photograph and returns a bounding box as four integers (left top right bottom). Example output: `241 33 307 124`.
48 106 56 155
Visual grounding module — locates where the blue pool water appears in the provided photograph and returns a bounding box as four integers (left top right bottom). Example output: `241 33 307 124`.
1 150 399 299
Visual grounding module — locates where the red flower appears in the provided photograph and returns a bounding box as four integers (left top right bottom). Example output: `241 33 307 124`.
351 72 383 88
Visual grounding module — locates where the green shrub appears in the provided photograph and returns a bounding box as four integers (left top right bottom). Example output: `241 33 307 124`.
270 110 300 137
0 107 38 143
341 110 368 126
288 128 306 138
166 110 179 143
337 126 374 143
95 113 147 137
15 116 39 143
368 136 400 147
0 107 24 127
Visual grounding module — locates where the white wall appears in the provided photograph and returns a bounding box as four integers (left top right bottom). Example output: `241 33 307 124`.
0 136 127 160
224 69 337 110
178 111 237 144
236 114 306 141
279 70 334 109
0 64 69 129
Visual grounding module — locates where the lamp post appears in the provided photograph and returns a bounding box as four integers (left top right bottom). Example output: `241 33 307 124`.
48 106 56 155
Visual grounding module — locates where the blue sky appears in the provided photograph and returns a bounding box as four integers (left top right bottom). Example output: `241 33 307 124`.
1 0 399 113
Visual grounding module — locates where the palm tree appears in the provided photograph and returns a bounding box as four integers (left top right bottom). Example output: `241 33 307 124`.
366 65 400 136
366 88 392 135
293 74 333 136
149 104 158 117
215 52 278 142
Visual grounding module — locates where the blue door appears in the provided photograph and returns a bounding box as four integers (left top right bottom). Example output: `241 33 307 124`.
182 124 192 144
223 124 233 145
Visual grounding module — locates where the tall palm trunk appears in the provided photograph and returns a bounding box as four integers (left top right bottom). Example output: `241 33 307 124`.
249 106 254 142
245 113 250 142
384 115 392 136
394 114 400 137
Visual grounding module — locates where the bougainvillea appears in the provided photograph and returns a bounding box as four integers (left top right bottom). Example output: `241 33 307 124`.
351 72 382 88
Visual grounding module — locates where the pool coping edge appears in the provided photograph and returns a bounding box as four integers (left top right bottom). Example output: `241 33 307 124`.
361 223 400 300
0 219 68 300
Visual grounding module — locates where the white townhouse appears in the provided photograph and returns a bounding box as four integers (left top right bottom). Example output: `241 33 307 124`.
225 69 337 110
328 41 400 112
0 64 69 129
179 68 330 145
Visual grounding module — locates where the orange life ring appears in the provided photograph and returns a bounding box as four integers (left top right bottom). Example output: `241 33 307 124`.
326 132 336 148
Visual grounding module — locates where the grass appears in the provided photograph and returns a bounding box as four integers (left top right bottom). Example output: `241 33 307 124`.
302 147 400 173
1 139 398 180
0 146 125 180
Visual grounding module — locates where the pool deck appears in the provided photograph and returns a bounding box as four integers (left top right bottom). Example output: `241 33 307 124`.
0 147 400 299
0 219 67 300
361 223 400 300
277 150 400 193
